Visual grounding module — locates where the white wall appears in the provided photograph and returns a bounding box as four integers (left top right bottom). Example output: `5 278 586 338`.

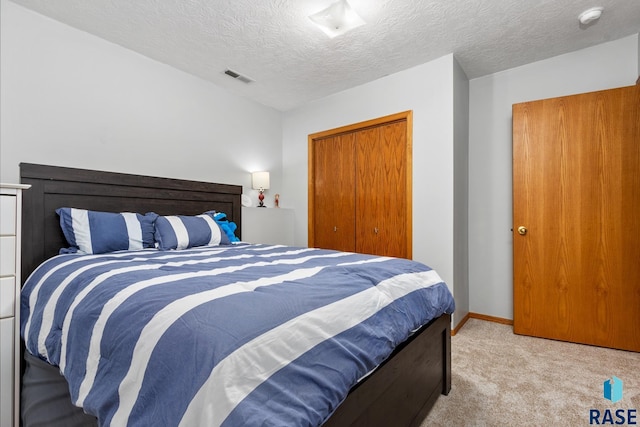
468 34 639 320
0 0 283 205
453 58 469 323
282 54 468 326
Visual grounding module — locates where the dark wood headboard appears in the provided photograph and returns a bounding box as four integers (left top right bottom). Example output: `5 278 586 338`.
20 163 242 282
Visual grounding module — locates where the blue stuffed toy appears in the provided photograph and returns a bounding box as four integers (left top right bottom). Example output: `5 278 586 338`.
212 212 240 242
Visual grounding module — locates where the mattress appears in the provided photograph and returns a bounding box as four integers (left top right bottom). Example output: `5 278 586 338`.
21 243 455 426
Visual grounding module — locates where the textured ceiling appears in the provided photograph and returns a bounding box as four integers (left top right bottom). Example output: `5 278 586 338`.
8 0 640 111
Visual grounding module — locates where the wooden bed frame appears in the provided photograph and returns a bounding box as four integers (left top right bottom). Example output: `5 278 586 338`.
19 162 451 427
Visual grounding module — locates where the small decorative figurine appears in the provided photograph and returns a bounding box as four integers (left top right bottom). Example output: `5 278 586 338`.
274 193 280 208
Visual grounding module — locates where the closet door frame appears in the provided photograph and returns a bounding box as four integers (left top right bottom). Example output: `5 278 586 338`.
308 110 413 258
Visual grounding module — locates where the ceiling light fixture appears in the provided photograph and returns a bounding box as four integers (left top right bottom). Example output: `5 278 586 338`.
578 7 603 25
309 0 365 38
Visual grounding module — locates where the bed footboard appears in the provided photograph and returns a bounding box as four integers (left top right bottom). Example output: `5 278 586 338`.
323 313 451 427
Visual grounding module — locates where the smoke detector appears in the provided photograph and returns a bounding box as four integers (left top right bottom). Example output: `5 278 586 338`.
578 7 603 25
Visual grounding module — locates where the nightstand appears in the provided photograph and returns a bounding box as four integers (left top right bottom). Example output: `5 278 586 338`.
1 183 29 427
241 207 295 246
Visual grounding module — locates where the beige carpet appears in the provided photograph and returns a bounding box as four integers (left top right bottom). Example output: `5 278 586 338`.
420 319 639 426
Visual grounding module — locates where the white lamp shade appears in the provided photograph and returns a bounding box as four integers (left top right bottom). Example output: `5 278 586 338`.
251 171 270 190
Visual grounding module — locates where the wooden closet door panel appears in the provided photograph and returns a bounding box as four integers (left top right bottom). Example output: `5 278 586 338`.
513 85 640 351
356 122 408 258
312 134 356 252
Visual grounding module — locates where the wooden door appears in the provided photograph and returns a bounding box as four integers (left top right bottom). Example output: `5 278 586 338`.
356 121 408 258
309 111 412 258
513 85 640 352
310 133 356 252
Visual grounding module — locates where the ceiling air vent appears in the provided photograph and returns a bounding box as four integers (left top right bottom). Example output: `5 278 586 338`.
224 69 254 84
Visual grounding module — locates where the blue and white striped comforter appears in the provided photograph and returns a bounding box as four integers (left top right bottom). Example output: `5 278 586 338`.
21 244 455 426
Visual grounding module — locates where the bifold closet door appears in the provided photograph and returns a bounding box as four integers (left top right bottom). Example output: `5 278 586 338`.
355 121 408 258
311 133 356 252
309 111 412 259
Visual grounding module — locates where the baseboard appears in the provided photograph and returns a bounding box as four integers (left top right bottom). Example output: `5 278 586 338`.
469 312 513 325
451 312 513 335
450 313 470 336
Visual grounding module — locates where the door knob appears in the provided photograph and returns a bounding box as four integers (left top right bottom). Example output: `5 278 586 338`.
517 226 527 235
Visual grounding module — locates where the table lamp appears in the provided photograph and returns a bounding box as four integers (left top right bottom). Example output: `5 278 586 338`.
251 171 270 208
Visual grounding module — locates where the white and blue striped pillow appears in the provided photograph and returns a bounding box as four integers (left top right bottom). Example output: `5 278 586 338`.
154 212 230 250
56 208 157 254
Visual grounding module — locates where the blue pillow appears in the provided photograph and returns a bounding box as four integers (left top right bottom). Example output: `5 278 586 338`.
56 208 157 254
213 212 240 243
154 212 230 250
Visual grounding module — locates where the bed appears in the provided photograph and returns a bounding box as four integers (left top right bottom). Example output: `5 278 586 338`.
19 163 454 427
